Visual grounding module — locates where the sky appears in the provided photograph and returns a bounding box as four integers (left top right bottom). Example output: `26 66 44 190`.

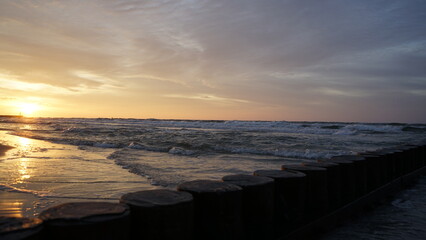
0 0 425 123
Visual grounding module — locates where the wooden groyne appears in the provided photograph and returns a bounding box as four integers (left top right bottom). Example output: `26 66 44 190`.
1 144 425 240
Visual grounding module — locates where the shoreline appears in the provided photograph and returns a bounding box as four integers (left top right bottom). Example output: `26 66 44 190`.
0 190 39 218
0 141 31 218
0 131 154 218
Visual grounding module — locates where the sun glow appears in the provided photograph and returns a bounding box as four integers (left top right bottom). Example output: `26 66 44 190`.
18 103 40 116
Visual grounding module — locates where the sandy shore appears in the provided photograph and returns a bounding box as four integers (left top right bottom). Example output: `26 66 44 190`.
0 132 154 218
0 191 39 217
0 142 34 217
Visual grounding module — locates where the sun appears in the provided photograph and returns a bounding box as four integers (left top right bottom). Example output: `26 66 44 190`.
18 103 40 116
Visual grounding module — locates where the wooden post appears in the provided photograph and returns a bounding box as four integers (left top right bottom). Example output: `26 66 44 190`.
120 189 194 240
39 202 130 240
177 180 243 240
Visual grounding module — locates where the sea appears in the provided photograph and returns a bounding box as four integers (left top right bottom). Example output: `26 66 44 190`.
1 117 425 239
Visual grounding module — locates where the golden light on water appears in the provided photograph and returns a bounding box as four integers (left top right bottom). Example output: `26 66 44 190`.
0 134 45 217
18 137 31 150
0 200 23 218
15 137 33 183
18 158 31 183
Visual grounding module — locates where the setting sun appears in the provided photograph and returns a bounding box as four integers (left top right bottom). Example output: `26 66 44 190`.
18 103 40 116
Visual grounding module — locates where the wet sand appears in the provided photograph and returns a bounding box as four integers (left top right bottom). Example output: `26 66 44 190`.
0 143 13 157
0 132 154 218
0 191 39 217
0 143 33 217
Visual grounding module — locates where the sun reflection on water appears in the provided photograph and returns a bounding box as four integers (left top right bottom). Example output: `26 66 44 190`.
14 137 34 184
17 158 31 183
0 134 41 218
21 124 35 130
0 199 24 218
18 137 31 151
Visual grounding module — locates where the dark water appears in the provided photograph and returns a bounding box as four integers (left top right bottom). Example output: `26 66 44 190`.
323 176 426 240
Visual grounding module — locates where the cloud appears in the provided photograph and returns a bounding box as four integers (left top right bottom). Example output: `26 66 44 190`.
0 70 119 95
0 97 15 101
315 88 370 98
164 94 250 104
0 0 425 121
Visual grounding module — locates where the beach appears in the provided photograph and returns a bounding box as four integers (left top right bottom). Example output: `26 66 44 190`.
0 143 39 218
0 118 425 238
0 131 155 218
1 1 425 238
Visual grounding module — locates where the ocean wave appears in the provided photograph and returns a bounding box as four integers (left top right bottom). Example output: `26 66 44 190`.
273 149 348 159
126 142 169 152
321 125 343 130
93 142 118 148
168 147 197 156
341 124 403 133
402 126 426 132
333 129 357 135
214 146 349 159
0 184 46 196
5 118 425 161
127 142 144 149
110 149 187 187
2 118 419 135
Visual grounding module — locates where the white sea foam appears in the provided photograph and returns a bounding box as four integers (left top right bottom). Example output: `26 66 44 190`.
273 149 348 159
168 147 196 156
127 142 144 149
0 184 46 196
214 146 349 160
333 129 357 135
342 124 403 133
